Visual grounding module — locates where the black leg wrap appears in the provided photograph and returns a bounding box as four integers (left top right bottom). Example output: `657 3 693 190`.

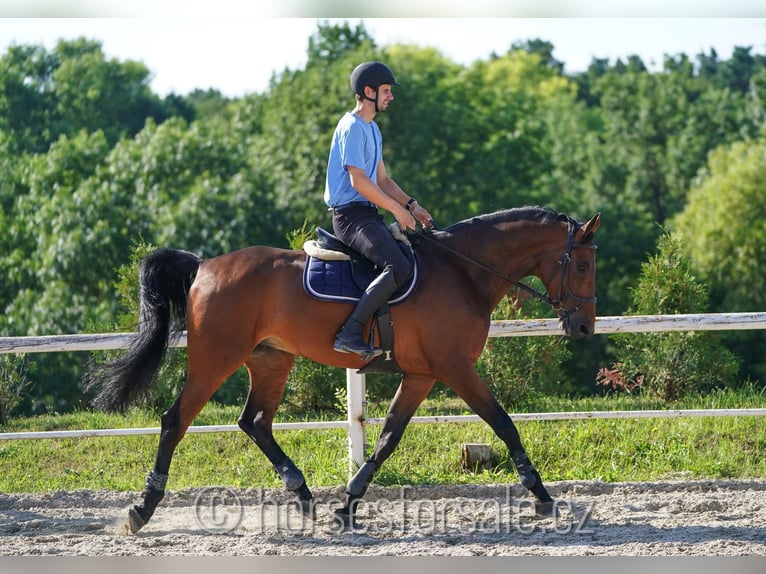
512 451 538 489
274 457 306 491
334 497 362 530
145 470 169 491
347 459 377 496
512 451 553 507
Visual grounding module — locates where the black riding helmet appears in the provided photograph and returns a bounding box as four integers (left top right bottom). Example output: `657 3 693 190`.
350 61 399 112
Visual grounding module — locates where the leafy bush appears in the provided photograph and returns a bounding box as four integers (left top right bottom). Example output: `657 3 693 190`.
282 360 347 417
0 354 34 423
602 231 740 401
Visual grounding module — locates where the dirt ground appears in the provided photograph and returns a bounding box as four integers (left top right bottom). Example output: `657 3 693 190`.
1 479 765 556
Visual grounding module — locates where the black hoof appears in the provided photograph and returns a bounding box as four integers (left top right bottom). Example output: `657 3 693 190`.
292 483 316 519
535 500 555 517
127 506 147 533
298 497 316 519
333 508 358 531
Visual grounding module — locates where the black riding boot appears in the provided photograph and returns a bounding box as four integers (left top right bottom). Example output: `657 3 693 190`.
334 270 398 360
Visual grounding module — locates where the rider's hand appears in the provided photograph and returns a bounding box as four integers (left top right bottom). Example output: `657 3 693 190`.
394 206 418 232
412 204 434 230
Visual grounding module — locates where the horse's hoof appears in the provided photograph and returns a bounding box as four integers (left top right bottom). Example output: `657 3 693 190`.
535 500 555 517
127 506 147 533
298 497 317 519
291 483 316 518
333 508 357 531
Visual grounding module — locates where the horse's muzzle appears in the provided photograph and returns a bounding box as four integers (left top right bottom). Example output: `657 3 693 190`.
561 315 595 339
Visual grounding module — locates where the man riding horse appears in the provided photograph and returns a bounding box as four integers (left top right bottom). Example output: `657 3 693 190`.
324 61 434 360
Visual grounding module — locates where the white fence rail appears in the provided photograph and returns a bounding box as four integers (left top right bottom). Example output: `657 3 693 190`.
2 313 766 472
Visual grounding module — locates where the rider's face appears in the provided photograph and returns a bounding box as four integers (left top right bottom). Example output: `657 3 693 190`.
367 84 394 111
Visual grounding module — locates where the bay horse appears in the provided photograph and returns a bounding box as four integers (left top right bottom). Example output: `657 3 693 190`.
85 206 601 533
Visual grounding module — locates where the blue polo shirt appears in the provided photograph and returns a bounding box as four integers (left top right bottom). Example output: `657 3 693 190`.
324 112 382 208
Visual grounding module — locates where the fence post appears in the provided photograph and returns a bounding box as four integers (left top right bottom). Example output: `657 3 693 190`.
346 368 367 475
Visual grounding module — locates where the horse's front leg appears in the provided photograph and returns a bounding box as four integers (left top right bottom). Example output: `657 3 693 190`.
445 364 554 515
335 375 436 529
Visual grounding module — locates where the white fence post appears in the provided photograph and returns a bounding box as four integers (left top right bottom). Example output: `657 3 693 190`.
346 369 367 474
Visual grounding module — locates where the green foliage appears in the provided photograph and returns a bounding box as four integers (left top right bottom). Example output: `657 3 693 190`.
672 136 766 312
285 218 315 251
671 135 766 384
0 38 171 155
605 232 740 400
111 240 153 331
307 20 376 66
476 290 572 409
282 360 346 417
0 355 34 423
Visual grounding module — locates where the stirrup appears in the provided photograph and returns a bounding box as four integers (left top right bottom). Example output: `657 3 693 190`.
333 337 384 361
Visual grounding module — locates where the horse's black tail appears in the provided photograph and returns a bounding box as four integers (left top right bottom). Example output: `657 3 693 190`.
85 247 202 412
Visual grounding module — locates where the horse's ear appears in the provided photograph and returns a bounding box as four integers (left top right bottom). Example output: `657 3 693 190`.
580 212 601 240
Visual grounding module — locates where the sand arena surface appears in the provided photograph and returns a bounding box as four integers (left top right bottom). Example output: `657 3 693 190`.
2 479 765 555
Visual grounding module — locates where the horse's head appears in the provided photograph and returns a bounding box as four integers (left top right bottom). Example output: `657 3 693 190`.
542 212 601 339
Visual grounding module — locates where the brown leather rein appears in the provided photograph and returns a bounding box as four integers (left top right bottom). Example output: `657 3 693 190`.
416 218 598 318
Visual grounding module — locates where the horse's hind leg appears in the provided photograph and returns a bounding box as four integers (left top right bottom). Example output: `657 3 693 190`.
128 367 230 533
236 347 314 516
336 374 436 528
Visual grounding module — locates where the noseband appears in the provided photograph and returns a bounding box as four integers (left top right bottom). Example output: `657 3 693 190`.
421 218 597 318
539 219 598 321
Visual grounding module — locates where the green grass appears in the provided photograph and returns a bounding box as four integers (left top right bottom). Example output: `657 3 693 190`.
1 387 765 493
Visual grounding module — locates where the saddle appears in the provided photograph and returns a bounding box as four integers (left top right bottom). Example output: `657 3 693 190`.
302 225 419 374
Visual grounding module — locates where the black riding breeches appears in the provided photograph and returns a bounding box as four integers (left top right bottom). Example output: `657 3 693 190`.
332 203 413 286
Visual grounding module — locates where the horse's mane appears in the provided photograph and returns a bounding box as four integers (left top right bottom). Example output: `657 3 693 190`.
440 206 569 234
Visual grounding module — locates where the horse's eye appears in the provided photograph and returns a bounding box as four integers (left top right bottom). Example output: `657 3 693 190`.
576 262 589 273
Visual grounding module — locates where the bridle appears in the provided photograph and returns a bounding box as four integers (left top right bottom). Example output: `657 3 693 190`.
543 219 598 320
418 218 597 319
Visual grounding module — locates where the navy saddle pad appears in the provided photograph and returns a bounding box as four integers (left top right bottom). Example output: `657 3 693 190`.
302 229 418 304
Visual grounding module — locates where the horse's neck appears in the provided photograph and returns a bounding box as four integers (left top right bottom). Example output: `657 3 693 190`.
506 223 565 277
439 221 562 308
452 220 557 270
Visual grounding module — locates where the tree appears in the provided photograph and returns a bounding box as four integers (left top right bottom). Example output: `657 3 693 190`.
307 20 376 66
0 130 111 335
604 232 740 400
509 39 565 74
0 38 171 154
672 136 766 311
671 135 766 383
697 48 721 86
388 46 576 220
722 46 757 94
0 43 59 154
